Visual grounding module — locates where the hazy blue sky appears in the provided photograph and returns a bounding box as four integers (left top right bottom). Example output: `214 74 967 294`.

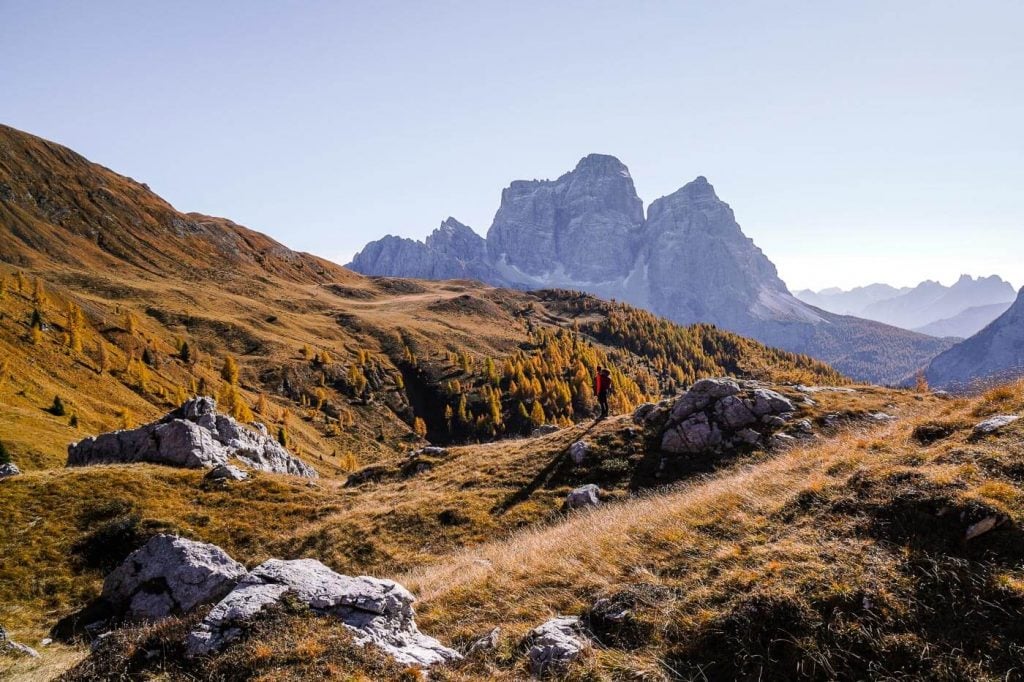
2 1 1022 290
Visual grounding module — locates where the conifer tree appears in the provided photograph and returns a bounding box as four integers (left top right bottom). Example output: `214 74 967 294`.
0 440 9 465
50 395 66 416
413 416 428 437
221 355 239 385
96 341 109 374
179 341 192 364
31 277 48 308
529 400 545 428
277 426 290 448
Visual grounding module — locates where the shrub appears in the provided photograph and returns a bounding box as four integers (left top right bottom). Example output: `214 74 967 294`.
50 395 67 416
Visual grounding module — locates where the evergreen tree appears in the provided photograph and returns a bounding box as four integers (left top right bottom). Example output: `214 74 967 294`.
413 416 428 437
0 440 10 465
529 400 545 428
179 341 192 363
50 395 66 416
277 426 289 448
221 355 239 385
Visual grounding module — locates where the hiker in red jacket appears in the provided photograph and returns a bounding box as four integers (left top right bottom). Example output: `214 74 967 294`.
594 367 613 419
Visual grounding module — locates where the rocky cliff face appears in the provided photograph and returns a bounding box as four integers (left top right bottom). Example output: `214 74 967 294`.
926 287 1024 388
347 218 490 282
640 177 811 334
348 156 951 384
487 154 644 283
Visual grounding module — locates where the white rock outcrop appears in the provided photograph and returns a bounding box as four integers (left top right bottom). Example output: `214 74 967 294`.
186 558 461 667
67 397 317 478
0 462 20 479
569 441 589 465
102 534 247 621
524 616 589 676
564 484 600 511
1 626 39 658
973 415 1020 436
659 379 796 455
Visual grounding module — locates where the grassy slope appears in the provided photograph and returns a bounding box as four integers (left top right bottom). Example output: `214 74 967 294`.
45 382 1023 681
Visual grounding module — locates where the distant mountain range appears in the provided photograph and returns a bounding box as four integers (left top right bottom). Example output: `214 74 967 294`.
926 286 1024 389
349 155 952 384
796 275 1017 338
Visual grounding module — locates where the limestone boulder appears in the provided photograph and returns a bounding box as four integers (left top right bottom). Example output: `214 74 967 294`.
67 397 317 478
523 616 589 676
187 558 460 668
102 534 247 622
563 484 600 511
973 415 1020 436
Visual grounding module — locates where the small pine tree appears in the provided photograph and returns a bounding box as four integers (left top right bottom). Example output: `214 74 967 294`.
30 324 43 345
142 347 155 366
0 440 10 465
529 400 545 428
256 393 270 415
340 451 357 471
97 341 109 374
50 395 66 416
179 341 192 364
123 310 138 334
221 355 239 385
30 308 43 329
69 413 79 428
14 271 26 294
277 426 290 448
914 371 929 393
230 391 254 423
31 277 48 308
413 416 428 437
301 345 313 361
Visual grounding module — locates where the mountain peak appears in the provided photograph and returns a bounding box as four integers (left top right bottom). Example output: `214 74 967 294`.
575 153 627 169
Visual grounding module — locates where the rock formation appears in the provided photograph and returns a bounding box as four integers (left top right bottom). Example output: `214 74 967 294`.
102 534 247 622
523 616 590 676
348 156 951 384
67 397 317 478
655 378 796 455
0 462 20 479
1 625 39 658
564 484 601 510
187 558 461 667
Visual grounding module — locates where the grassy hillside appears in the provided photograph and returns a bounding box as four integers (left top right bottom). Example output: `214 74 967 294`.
0 123 844 477
2 124 1018 680
27 381 1022 681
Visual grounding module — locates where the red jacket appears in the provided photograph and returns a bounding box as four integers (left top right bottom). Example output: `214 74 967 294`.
595 373 610 394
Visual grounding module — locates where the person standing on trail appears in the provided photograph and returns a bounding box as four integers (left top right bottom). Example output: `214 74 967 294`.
595 366 613 419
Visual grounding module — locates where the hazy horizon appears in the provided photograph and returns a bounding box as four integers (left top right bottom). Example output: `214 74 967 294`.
3 1 1022 291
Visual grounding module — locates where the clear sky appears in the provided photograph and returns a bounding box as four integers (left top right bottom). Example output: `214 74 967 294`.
2 1 1022 291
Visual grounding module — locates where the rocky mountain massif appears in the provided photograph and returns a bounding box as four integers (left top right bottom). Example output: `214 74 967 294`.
349 155 952 384
797 274 1017 338
926 286 1024 388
